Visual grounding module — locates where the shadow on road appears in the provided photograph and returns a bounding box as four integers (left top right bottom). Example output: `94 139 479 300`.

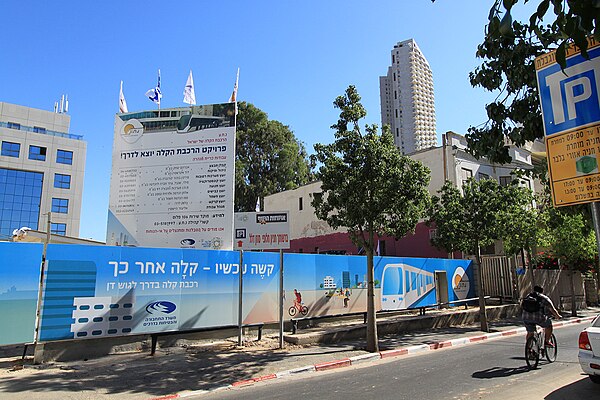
0 346 292 398
472 366 530 379
545 376 599 399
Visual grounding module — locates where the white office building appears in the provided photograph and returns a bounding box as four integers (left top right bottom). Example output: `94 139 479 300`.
380 39 437 154
0 102 86 240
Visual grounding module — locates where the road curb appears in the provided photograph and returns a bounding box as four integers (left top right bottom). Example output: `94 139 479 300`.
148 315 596 399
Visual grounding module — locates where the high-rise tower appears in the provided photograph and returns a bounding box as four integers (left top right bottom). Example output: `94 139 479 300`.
379 39 436 154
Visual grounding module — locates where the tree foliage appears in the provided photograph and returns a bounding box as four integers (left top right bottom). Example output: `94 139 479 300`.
466 0 598 163
428 178 535 331
313 86 432 252
428 178 532 254
235 102 315 212
313 85 431 352
538 206 597 271
497 180 539 259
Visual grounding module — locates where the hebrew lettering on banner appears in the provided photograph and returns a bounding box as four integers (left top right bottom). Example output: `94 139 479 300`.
27 243 473 342
37 244 280 341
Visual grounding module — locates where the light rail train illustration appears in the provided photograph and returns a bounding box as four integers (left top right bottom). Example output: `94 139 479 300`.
380 263 435 310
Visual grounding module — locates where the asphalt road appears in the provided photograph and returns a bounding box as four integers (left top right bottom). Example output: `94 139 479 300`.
199 324 600 400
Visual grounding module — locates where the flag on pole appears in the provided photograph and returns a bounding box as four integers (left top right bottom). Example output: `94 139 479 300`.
229 67 239 103
255 197 260 212
183 70 196 105
119 81 128 113
145 69 162 108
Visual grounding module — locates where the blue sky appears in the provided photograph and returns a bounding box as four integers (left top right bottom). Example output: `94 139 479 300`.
1 1 504 241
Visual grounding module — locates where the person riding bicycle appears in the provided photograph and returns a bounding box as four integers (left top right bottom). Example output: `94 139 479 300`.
522 285 561 347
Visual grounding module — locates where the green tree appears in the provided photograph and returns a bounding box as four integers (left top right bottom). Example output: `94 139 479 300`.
428 178 532 331
538 207 597 315
313 86 431 352
468 19 557 163
499 178 540 282
489 0 599 66
235 102 314 211
466 0 598 163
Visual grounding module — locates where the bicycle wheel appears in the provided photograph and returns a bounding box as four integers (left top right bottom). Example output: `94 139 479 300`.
300 306 308 316
545 333 558 363
288 306 297 317
525 336 540 369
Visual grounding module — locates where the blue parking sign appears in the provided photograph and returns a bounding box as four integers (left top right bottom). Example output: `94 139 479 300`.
537 45 600 137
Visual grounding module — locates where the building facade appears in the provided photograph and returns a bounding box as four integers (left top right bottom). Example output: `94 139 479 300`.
264 132 535 258
379 39 437 154
0 102 86 240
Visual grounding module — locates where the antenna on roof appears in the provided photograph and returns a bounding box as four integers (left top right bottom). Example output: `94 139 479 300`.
55 95 69 114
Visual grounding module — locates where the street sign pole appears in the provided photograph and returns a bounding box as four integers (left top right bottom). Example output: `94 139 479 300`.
237 250 244 347
590 202 600 294
279 249 284 349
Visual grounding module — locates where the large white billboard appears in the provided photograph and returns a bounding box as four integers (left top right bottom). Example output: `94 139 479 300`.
107 103 236 249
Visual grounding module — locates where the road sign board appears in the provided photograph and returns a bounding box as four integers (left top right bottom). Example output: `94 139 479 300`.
233 211 290 250
537 41 600 137
536 38 600 207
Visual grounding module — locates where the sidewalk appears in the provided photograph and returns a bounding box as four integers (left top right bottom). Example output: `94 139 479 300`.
0 306 598 400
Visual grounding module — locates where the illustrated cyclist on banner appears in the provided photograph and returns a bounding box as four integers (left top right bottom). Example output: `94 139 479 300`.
293 288 302 311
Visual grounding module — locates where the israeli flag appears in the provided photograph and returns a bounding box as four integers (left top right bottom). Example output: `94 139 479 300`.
145 69 162 107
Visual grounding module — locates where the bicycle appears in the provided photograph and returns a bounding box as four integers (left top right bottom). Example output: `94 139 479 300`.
525 325 557 369
288 302 308 317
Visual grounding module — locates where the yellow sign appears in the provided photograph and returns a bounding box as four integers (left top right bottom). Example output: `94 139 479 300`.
547 125 600 206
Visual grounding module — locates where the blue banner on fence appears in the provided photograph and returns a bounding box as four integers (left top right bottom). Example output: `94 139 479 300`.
0 241 473 343
38 245 280 341
282 253 473 317
0 242 43 345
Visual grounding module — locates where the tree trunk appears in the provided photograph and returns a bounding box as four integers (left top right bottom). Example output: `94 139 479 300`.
527 257 535 292
475 245 489 332
365 248 378 352
570 269 578 317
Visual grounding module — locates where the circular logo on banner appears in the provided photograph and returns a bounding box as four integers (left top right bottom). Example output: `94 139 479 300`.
120 118 144 143
145 301 177 315
452 266 470 300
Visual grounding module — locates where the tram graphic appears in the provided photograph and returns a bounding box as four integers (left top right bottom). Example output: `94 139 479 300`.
380 263 435 310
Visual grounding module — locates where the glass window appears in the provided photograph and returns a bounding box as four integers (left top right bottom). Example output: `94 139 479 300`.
461 168 473 187
33 126 46 134
28 145 47 161
51 198 69 213
51 223 66 236
54 173 71 189
0 168 42 239
478 172 490 181
499 176 512 187
56 149 73 165
7 122 20 130
1 141 20 158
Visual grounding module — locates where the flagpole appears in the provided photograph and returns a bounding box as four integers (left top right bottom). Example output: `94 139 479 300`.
158 69 161 110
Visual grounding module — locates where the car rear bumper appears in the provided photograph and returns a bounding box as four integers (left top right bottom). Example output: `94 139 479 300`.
579 351 600 376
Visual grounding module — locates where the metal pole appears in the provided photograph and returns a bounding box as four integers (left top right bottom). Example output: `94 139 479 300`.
590 202 600 302
33 212 51 363
279 249 284 349
237 250 244 347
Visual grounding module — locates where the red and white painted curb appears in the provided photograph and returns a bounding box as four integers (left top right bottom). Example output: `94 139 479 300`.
149 316 595 399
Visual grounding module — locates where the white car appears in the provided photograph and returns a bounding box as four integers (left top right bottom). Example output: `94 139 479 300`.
579 314 600 384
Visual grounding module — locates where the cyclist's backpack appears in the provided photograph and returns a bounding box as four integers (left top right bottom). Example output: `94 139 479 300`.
521 292 541 313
